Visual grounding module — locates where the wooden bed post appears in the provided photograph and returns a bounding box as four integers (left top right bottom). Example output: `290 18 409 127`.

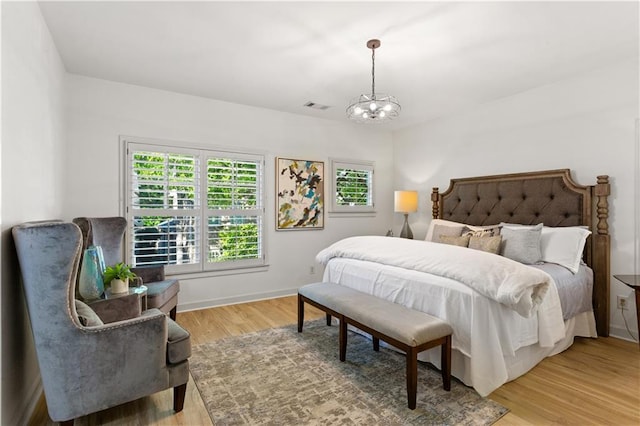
593 175 611 337
431 187 440 219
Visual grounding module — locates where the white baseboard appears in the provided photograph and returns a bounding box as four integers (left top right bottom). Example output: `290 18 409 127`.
10 376 43 426
177 287 299 312
608 325 639 343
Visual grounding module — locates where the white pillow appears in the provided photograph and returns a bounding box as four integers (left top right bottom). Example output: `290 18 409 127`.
540 226 591 274
425 219 466 242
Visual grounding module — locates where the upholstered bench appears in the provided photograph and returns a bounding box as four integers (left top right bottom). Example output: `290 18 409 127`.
298 282 453 410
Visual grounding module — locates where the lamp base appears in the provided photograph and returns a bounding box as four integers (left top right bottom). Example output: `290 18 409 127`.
399 213 413 239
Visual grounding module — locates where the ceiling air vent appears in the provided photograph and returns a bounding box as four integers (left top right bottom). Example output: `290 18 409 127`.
303 101 330 110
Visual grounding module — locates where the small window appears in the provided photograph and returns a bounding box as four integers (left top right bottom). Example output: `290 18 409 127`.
330 158 375 213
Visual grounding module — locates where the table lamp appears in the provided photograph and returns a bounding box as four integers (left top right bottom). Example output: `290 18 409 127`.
394 190 418 239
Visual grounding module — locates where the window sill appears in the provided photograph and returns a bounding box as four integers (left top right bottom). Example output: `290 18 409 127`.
168 264 269 281
328 211 377 218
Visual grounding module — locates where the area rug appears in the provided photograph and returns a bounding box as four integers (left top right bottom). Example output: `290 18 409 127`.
190 319 509 425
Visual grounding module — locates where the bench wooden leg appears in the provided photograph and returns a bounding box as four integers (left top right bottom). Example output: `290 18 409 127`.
339 316 347 362
407 347 418 410
442 335 451 391
373 336 380 352
297 294 304 332
326 313 332 326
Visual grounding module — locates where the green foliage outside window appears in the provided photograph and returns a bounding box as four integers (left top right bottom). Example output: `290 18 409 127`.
211 221 259 262
207 159 257 209
336 168 371 206
133 152 197 226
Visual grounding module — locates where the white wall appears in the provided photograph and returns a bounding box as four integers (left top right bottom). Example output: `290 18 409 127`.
1 2 67 424
64 75 394 310
393 58 639 339
3 3 636 423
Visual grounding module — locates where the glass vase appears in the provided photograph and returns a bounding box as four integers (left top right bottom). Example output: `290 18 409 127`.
79 247 104 300
94 245 106 275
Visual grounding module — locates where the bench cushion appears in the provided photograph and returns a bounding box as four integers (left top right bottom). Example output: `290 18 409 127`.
299 282 452 347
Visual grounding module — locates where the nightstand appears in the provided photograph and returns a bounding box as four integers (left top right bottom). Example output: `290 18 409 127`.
613 275 640 349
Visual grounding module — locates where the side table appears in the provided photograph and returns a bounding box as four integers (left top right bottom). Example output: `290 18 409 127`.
613 275 640 349
87 285 148 324
129 284 148 311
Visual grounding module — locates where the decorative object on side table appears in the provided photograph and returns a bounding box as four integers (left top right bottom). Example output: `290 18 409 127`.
78 246 105 300
103 262 137 294
394 190 418 239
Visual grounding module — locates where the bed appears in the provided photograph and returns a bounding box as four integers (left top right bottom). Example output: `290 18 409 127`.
316 169 610 396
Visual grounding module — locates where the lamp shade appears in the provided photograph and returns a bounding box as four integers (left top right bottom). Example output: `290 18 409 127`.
394 190 418 213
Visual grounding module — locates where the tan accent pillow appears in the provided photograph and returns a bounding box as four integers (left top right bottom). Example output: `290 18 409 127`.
439 235 470 247
462 225 500 238
469 235 502 254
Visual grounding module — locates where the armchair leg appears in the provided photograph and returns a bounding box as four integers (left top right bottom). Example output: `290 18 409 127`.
173 383 187 412
170 307 177 321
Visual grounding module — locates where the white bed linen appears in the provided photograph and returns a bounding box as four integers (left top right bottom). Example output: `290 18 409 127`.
317 236 555 317
323 257 589 396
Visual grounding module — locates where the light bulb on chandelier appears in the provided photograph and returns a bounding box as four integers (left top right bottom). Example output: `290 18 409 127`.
346 39 401 124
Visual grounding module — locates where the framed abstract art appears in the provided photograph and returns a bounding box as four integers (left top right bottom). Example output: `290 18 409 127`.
276 158 324 230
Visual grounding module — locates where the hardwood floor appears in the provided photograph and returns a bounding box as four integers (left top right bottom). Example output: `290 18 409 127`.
30 296 639 425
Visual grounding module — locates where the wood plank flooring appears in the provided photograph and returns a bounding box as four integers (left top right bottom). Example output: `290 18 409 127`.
29 296 639 425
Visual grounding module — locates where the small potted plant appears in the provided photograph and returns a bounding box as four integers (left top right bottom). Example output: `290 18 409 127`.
103 262 137 294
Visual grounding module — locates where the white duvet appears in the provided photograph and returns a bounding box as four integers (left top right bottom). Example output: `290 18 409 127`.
317 236 552 318
316 236 567 396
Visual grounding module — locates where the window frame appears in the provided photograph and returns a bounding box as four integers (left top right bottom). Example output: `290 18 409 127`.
329 158 376 214
123 137 266 275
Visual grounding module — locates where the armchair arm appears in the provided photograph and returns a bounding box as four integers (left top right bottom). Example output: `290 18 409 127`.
87 293 141 323
131 265 165 285
89 307 165 329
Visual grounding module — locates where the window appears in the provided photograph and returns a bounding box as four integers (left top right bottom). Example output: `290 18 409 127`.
329 158 375 213
125 139 265 274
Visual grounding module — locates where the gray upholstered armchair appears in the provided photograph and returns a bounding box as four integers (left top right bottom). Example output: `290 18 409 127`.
72 217 180 320
12 221 190 425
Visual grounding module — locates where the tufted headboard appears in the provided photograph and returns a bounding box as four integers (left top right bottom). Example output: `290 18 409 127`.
431 169 611 336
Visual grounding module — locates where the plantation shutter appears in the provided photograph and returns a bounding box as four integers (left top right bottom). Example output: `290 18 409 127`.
205 154 264 270
126 140 265 274
128 145 201 273
331 159 375 213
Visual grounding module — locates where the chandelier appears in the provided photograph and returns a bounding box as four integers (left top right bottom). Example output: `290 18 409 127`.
346 39 401 123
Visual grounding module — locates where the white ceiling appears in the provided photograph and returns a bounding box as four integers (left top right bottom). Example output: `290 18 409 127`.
39 1 639 130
